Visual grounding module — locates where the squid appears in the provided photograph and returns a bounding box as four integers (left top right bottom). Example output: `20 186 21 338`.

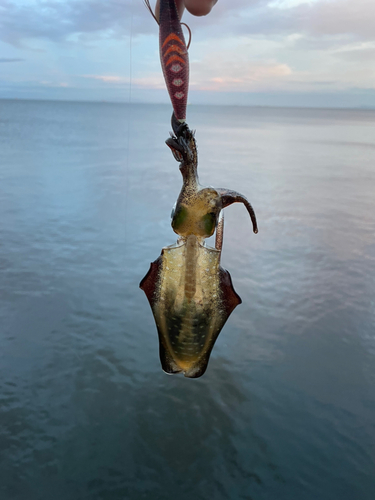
140 115 258 378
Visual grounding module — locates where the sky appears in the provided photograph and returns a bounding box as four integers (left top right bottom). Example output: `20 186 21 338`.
0 0 375 107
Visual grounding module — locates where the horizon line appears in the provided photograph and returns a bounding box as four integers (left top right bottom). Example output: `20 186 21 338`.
1 96 375 112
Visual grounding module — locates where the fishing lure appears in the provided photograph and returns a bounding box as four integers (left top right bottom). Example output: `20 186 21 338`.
144 0 190 122
140 115 258 378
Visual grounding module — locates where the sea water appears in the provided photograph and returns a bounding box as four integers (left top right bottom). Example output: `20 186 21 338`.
0 99 375 499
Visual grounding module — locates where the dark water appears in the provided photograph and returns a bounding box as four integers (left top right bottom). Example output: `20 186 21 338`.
1 99 375 499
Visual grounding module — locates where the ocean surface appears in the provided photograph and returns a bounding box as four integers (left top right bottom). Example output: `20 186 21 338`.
0 99 374 499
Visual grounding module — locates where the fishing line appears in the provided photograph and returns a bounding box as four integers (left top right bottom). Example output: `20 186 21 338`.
128 0 133 104
123 0 134 252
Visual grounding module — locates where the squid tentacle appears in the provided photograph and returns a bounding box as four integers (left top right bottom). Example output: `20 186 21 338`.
217 189 258 234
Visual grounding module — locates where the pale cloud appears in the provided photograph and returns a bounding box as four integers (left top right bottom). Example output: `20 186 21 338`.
0 57 24 62
186 35 294 92
1 0 375 106
0 0 153 46
132 75 165 89
40 80 69 87
192 59 292 91
269 0 318 7
294 0 375 40
332 42 375 62
83 74 128 83
338 48 375 63
1 0 374 45
239 0 375 41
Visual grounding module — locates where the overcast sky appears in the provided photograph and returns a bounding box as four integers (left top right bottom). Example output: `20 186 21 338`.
1 0 374 107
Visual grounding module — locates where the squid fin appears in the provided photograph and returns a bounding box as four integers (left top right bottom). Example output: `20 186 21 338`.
139 257 162 305
219 267 242 314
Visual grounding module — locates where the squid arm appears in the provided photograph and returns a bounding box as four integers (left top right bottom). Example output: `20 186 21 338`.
217 189 258 235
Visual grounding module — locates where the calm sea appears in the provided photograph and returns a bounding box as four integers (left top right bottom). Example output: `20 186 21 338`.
0 99 374 499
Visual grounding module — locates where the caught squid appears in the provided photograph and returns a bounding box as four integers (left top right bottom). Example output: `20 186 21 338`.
140 115 258 378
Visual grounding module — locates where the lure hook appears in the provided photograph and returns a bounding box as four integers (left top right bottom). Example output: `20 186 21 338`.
143 0 192 49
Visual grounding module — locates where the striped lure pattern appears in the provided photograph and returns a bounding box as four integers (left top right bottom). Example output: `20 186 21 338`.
159 0 189 122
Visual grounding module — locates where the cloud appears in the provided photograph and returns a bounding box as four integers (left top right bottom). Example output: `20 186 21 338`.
192 60 292 91
233 0 375 42
0 57 24 62
334 45 375 62
2 0 374 47
184 36 293 92
295 0 375 40
1 0 375 106
0 0 155 46
39 80 69 87
82 74 129 83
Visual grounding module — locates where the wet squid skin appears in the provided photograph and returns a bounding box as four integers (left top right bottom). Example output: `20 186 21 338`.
140 116 258 378
140 235 242 378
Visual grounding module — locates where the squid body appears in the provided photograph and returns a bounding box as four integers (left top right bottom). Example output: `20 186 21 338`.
140 116 258 378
